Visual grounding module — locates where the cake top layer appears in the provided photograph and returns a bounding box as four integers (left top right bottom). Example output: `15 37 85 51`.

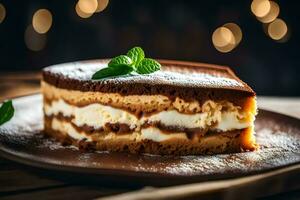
42 59 255 101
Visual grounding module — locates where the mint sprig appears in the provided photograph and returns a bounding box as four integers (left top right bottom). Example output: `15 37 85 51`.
0 100 14 126
136 58 161 74
92 64 134 79
127 47 145 67
92 47 161 80
108 55 133 67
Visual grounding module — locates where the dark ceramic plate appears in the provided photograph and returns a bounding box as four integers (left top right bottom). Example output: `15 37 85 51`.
0 94 300 186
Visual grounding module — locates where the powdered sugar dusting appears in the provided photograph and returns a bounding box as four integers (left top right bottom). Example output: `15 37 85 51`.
43 60 245 90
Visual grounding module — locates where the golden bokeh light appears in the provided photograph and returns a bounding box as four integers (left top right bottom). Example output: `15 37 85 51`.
75 2 93 18
212 27 237 53
223 23 243 45
212 24 244 53
78 0 98 14
212 27 234 47
215 43 236 53
96 0 109 12
32 9 53 34
257 1 279 23
267 18 288 40
25 25 47 51
0 3 6 23
251 0 271 18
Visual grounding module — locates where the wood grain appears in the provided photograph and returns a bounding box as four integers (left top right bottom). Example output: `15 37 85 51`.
0 185 127 200
0 72 40 101
95 165 300 200
0 169 66 193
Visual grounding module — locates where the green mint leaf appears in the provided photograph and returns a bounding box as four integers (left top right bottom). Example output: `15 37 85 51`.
0 100 14 126
93 47 161 80
136 58 161 74
92 64 134 79
127 47 145 66
108 55 133 67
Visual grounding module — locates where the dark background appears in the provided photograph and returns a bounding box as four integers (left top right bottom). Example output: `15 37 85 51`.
0 0 299 96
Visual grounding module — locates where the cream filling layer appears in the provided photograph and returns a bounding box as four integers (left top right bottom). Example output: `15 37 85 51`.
45 99 252 132
51 118 187 142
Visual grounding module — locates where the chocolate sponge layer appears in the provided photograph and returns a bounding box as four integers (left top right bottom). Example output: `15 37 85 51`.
42 59 255 104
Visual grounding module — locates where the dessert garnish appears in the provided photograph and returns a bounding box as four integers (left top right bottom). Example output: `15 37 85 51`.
0 100 14 126
92 47 161 79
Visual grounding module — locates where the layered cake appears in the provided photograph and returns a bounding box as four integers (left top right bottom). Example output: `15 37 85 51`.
42 60 257 155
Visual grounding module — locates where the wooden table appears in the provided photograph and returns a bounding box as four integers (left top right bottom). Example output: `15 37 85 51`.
0 72 300 200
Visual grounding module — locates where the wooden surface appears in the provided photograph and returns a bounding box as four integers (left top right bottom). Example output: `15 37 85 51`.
0 72 300 200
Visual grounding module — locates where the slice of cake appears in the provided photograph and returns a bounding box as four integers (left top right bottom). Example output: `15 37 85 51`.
42 59 257 155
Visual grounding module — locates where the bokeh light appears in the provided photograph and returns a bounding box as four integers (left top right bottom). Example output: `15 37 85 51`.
223 23 243 45
267 18 288 40
75 2 93 18
24 25 47 51
212 24 243 53
212 27 234 47
32 9 53 34
214 43 236 53
0 3 6 23
78 0 98 14
257 1 279 23
251 0 271 18
96 0 109 12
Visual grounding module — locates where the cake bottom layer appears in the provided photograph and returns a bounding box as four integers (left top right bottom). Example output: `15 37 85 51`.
44 117 254 155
